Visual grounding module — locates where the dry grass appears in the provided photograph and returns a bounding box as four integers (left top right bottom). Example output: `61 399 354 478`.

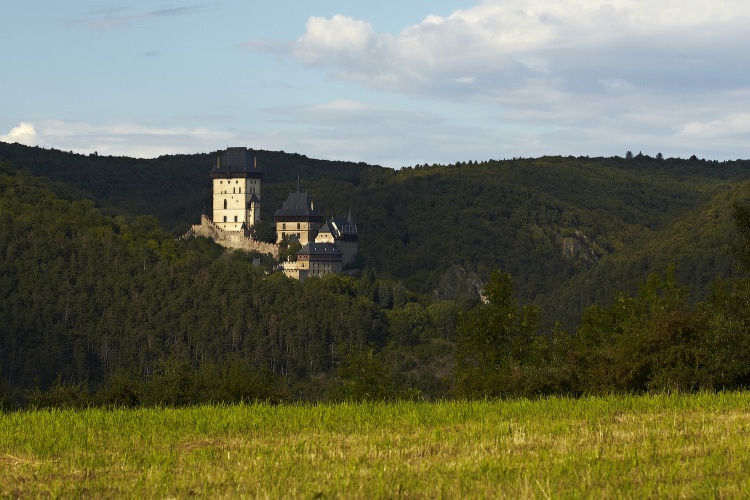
2 392 750 498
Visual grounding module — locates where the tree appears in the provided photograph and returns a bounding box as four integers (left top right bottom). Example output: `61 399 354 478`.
249 220 276 243
732 203 750 274
626 151 634 159
455 270 539 397
330 346 395 401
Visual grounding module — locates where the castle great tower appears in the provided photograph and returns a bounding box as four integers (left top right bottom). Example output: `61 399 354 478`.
211 147 263 232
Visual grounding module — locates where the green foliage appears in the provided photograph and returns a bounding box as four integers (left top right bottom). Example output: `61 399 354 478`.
4 145 750 405
732 202 750 274
0 168 395 404
455 270 540 397
249 219 276 243
26 375 91 409
572 269 750 393
277 234 301 262
330 347 397 401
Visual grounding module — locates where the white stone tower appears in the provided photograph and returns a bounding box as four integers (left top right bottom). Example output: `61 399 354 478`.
211 147 263 232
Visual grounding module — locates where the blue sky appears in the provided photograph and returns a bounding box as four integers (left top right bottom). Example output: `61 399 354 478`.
2 1 750 168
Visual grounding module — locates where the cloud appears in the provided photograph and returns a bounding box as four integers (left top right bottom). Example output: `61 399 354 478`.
284 0 750 102
262 100 495 167
67 5 208 31
0 122 38 145
1 120 232 158
240 0 750 161
679 113 750 138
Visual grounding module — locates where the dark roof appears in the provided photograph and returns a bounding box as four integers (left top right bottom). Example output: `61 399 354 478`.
274 191 323 219
297 242 342 257
249 193 260 204
211 147 263 179
329 215 357 236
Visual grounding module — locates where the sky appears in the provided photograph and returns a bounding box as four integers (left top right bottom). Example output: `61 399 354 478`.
2 1 750 168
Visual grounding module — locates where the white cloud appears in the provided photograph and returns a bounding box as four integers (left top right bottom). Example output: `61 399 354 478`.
286 0 750 101
1 120 233 158
1 122 38 145
249 0 750 161
262 100 495 167
679 113 750 138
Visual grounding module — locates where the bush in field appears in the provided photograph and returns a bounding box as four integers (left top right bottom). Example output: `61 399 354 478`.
26 375 91 409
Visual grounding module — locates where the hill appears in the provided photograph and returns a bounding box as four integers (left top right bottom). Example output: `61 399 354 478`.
2 142 749 310
3 150 750 404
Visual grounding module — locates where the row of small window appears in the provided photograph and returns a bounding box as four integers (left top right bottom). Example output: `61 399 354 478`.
219 180 259 184
223 216 239 222
281 223 301 230
218 187 257 194
222 200 256 209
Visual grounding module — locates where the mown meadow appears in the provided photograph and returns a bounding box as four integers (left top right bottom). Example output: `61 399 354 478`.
3 392 750 498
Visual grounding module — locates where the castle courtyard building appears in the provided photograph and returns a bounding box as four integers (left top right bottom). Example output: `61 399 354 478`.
273 188 324 245
281 242 342 281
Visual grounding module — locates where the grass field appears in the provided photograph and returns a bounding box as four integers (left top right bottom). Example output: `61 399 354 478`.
2 392 750 498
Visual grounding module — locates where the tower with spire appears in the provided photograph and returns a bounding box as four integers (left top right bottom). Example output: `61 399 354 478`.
273 181 324 245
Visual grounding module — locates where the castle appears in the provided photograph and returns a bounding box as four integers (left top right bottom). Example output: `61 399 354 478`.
189 147 358 281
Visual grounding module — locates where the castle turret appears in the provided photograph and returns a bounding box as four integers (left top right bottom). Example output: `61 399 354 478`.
211 147 263 232
315 212 358 267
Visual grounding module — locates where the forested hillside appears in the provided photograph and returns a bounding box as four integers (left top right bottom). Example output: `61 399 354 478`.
3 144 750 407
0 164 457 405
2 142 749 309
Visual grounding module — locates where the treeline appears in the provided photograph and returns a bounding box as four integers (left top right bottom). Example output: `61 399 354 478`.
3 161 750 409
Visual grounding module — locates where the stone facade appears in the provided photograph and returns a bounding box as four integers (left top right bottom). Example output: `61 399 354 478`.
273 190 324 245
211 147 263 232
281 242 342 281
190 215 278 257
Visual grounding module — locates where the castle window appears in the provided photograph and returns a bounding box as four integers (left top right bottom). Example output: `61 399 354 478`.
297 223 300 230
224 199 228 209
282 223 286 230
223 216 227 222
233 188 236 194
234 216 238 222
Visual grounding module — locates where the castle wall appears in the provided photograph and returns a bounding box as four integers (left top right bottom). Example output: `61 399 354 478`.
191 215 278 257
336 240 358 267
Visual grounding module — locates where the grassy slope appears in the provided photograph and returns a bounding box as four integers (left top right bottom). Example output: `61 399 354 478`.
2 393 750 497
